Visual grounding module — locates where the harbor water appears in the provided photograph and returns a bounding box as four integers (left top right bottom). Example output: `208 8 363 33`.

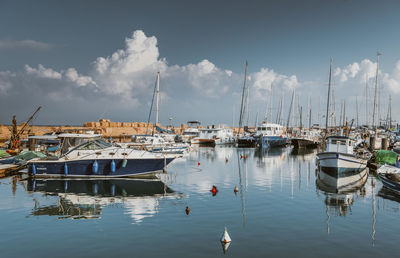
0 146 399 257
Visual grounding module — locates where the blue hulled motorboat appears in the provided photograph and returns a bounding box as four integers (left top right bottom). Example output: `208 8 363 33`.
26 135 178 178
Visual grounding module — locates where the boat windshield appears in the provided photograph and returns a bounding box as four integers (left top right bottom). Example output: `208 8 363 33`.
75 140 112 150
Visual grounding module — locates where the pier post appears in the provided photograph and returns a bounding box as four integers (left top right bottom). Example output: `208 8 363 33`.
382 138 388 150
369 136 376 151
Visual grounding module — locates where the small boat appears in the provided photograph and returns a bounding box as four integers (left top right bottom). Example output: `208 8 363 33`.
26 135 177 178
191 125 235 146
181 121 201 143
377 164 400 193
255 122 288 149
316 136 369 189
237 133 257 147
290 129 320 149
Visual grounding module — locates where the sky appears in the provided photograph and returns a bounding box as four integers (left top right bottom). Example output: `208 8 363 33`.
1 0 400 126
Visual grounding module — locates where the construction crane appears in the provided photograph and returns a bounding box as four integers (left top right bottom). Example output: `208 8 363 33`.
8 106 42 152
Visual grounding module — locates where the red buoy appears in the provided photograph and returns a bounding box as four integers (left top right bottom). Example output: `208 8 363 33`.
198 162 200 166
211 185 218 196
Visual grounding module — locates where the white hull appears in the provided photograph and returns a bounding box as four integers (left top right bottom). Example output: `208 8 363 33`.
317 152 368 189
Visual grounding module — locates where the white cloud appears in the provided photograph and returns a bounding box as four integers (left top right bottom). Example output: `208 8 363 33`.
25 64 62 79
65 68 97 87
251 68 300 99
0 39 52 50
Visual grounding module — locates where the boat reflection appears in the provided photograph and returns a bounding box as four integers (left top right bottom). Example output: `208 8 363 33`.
26 178 174 222
254 147 288 168
316 173 367 234
378 186 400 203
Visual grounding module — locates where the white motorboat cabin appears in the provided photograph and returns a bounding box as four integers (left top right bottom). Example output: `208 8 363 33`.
325 136 354 154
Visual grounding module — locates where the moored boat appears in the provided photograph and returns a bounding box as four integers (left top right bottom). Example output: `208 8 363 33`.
26 137 177 178
316 136 369 189
255 122 287 149
191 126 235 146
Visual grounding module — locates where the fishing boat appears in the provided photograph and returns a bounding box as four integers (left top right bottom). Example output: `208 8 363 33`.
290 128 320 149
377 164 400 193
255 122 287 148
316 136 369 189
26 135 177 178
191 126 235 146
237 133 257 147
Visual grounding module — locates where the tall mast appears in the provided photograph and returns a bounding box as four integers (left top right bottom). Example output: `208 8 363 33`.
269 83 273 122
365 75 369 127
372 52 380 128
155 72 160 125
287 90 295 128
356 96 359 127
325 58 333 131
389 95 392 129
343 100 346 127
238 61 248 133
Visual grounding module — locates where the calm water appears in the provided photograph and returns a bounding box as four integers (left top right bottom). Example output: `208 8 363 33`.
1 146 399 257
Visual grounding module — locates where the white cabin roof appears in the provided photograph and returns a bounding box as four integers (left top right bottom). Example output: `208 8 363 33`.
57 133 102 138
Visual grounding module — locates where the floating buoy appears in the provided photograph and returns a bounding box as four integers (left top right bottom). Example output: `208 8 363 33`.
185 206 190 215
32 163 36 176
234 186 239 194
92 160 99 174
225 157 229 163
243 154 247 159
110 160 116 173
198 162 200 166
64 163 68 176
122 159 128 168
240 154 243 159
220 227 231 243
211 185 218 196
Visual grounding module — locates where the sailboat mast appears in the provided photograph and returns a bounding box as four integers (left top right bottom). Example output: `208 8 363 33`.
372 52 380 129
287 90 295 128
389 95 392 129
238 61 248 133
365 75 369 127
325 58 332 131
155 72 160 125
356 96 359 127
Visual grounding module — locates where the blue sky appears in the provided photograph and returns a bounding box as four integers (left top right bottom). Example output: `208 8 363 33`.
1 0 400 126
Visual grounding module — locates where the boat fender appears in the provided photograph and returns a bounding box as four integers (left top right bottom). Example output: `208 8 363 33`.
93 183 98 194
111 184 115 196
92 160 99 174
32 163 36 176
111 160 116 173
64 163 68 176
122 159 128 168
64 180 68 191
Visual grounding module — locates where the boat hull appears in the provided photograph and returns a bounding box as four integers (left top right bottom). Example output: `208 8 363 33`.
291 138 318 149
317 152 368 189
27 158 174 178
258 136 287 149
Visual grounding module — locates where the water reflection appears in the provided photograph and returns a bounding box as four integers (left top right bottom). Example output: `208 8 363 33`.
26 178 174 222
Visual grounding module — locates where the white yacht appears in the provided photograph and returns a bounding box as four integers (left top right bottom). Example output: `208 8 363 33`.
191 126 235 146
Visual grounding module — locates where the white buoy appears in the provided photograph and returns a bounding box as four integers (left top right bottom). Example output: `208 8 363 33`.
220 227 231 243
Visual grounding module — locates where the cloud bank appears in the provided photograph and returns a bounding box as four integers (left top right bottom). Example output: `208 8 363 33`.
0 30 399 125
